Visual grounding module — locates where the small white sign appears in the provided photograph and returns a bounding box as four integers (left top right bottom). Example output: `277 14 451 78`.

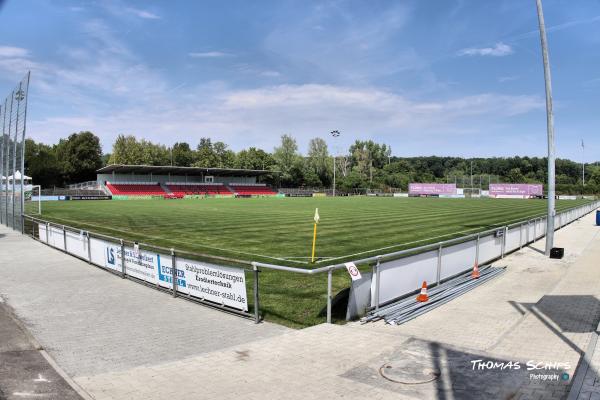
345 262 362 281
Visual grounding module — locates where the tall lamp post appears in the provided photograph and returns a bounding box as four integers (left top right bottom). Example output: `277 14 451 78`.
331 130 340 197
582 139 585 188
536 0 556 256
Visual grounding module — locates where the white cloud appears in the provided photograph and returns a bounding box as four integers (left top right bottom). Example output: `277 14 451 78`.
498 75 519 83
26 82 544 153
188 51 232 58
0 19 542 156
458 42 514 57
125 7 161 20
0 46 29 58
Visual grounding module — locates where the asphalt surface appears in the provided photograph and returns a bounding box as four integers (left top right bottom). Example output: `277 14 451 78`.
0 298 82 400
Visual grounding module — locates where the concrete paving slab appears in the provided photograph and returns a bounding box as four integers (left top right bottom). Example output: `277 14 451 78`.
0 225 289 379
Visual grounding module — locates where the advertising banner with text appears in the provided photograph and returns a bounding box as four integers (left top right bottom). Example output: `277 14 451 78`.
176 258 248 311
408 183 457 195
489 184 543 196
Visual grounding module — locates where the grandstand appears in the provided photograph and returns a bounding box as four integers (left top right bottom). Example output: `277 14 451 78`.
96 164 278 198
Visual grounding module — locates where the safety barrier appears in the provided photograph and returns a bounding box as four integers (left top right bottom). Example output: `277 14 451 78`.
22 200 600 325
22 215 258 321
252 200 600 322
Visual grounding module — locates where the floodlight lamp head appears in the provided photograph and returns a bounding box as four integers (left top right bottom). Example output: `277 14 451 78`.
331 130 340 137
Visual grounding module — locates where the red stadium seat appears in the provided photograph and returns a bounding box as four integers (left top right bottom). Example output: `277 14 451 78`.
165 184 233 196
106 183 167 196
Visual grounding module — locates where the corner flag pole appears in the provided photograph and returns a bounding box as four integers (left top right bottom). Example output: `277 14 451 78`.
311 208 320 263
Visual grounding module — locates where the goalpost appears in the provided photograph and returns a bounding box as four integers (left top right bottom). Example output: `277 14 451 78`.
25 185 41 215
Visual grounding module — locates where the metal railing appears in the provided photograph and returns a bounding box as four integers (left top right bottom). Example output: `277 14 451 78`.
22 214 259 321
251 200 600 322
21 200 600 325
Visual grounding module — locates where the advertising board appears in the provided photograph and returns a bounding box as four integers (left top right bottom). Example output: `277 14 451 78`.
489 184 543 197
408 183 457 196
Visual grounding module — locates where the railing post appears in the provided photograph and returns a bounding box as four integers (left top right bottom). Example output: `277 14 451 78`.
475 233 480 266
63 225 67 251
501 226 507 258
20 214 24 234
436 244 442 286
373 256 382 311
87 232 92 264
252 262 260 324
46 222 49 245
327 268 333 324
120 239 126 278
533 219 537 242
171 248 177 298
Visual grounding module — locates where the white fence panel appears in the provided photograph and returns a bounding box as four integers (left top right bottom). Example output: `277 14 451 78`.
478 235 503 264
373 250 438 306
440 240 476 280
49 226 65 251
65 230 88 259
38 223 47 242
505 226 521 253
535 219 545 240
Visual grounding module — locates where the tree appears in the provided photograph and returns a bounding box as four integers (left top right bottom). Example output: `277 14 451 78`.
273 135 301 185
193 138 219 167
55 131 103 184
109 135 144 165
171 142 194 166
236 147 275 170
213 141 236 168
24 139 61 187
307 138 331 185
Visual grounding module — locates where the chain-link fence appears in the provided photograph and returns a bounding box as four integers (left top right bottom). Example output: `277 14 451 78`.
0 73 31 232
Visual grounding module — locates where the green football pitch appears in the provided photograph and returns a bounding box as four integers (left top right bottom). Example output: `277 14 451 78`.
29 196 591 327
32 196 589 266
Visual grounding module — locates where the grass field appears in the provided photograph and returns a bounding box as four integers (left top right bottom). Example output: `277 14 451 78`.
29 196 592 327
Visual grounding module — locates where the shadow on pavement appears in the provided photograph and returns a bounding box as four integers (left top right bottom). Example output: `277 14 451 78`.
341 338 572 399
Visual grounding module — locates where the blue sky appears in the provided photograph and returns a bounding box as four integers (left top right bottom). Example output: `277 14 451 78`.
0 0 598 161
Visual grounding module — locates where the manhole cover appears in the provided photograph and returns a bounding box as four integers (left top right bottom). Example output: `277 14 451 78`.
379 353 440 384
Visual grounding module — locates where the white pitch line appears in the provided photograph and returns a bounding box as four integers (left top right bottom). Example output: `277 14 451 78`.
318 208 556 263
37 216 306 265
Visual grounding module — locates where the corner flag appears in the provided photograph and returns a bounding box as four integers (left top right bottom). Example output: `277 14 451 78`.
311 208 320 263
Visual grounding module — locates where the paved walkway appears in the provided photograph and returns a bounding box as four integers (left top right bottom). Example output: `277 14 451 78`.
0 226 289 379
0 299 83 399
1 209 600 399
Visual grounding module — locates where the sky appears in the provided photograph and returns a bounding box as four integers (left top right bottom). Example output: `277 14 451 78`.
0 0 598 161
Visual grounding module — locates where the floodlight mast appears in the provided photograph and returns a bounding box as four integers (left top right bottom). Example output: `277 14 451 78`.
536 0 556 256
331 130 340 197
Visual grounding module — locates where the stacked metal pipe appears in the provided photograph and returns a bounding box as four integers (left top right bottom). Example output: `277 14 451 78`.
363 265 506 325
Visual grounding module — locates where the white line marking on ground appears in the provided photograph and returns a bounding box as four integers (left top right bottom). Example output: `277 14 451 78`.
33 374 50 383
318 209 555 263
35 216 305 265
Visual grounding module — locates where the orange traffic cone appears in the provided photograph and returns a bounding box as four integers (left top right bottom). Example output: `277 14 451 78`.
471 262 480 279
416 281 429 302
